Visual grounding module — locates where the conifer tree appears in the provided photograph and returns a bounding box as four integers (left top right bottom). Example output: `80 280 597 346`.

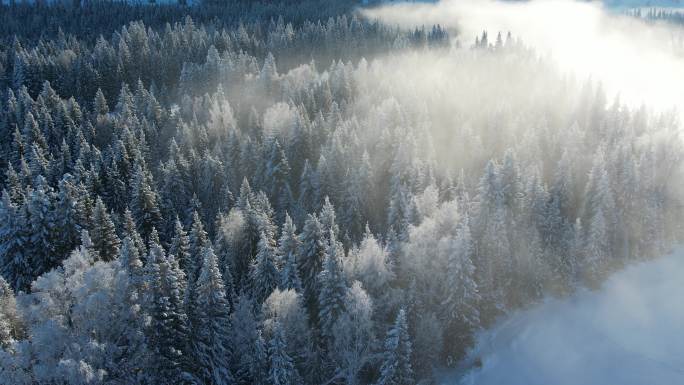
188 210 209 282
297 159 320 220
147 241 191 384
0 192 31 291
317 230 347 341
250 231 280 304
298 214 326 321
376 309 414 385
268 322 300 385
130 163 163 242
170 217 191 275
119 236 144 293
231 295 268 385
0 276 23 348
278 214 302 291
192 245 234 385
53 176 82 260
27 177 57 278
124 208 147 258
90 197 121 261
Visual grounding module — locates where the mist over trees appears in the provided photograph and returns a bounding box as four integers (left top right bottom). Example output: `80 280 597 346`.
0 1 682 384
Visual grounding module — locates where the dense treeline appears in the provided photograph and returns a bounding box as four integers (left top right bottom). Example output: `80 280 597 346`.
0 3 681 385
0 1 358 43
628 7 684 24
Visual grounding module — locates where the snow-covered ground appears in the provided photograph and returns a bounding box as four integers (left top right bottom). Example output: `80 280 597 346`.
445 249 684 385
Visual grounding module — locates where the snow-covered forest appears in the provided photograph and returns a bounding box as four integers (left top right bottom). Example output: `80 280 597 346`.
0 0 682 384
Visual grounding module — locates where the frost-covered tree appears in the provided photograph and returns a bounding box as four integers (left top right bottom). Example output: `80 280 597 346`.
188 210 209 282
317 230 347 341
262 288 312 377
442 214 480 352
0 276 23 348
90 197 121 261
376 309 413 385
0 193 31 291
231 295 268 385
130 163 163 242
250 231 280 304
298 214 325 321
330 281 376 385
170 217 191 275
146 242 191 383
277 214 302 291
268 322 300 385
191 245 234 384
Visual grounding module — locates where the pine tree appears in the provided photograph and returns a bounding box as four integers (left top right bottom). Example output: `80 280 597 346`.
191 245 234 385
188 210 209 283
231 295 268 385
266 139 293 222
90 197 121 261
298 214 326 322
250 231 280 304
268 322 300 385
0 275 23 348
297 159 320 221
93 88 109 116
170 217 191 275
119 236 144 293
0 192 31 291
130 163 163 242
317 231 347 341
585 206 608 285
330 281 375 385
341 167 364 243
278 214 302 291
376 309 414 385
124 208 147 259
27 177 58 278
318 197 339 242
442 214 480 353
147 241 191 384
53 176 82 261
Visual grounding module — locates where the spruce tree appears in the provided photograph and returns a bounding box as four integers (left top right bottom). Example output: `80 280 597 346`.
298 214 325 322
0 192 31 291
0 276 23 348
317 230 347 342
250 231 280 304
170 217 191 275
268 322 300 385
278 214 302 291
124 208 147 259
188 210 209 283
53 176 82 261
192 245 234 385
27 177 58 278
376 309 414 385
231 295 269 385
147 241 191 384
130 163 163 242
90 197 121 261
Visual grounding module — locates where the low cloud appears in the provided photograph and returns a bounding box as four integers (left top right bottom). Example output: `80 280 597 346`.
361 0 684 112
448 248 684 384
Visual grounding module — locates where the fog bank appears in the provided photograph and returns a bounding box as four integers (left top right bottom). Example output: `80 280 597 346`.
362 0 684 113
446 248 684 385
